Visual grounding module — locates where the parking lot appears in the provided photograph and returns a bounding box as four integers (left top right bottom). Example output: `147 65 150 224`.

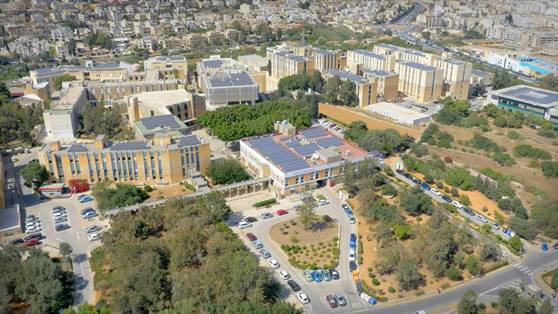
228 187 371 313
22 193 109 304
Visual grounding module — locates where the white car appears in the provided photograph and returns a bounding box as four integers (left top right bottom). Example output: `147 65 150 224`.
318 199 329 206
360 292 371 303
451 200 463 209
477 215 488 224
430 188 441 196
278 270 290 280
26 225 41 233
53 211 67 219
297 292 310 304
88 233 101 241
349 249 356 262
238 221 252 229
268 258 280 269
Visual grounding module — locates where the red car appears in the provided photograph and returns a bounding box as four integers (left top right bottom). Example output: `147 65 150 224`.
246 232 257 241
23 238 40 247
326 295 338 308
276 209 288 216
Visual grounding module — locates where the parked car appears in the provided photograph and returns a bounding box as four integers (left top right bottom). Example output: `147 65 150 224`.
276 209 288 216
53 211 67 219
26 225 41 233
451 200 464 209
490 222 500 230
52 206 65 213
278 270 290 280
349 261 357 272
326 295 338 308
24 238 40 247
503 229 516 237
318 199 329 206
312 270 323 282
441 195 452 203
476 215 488 224
430 188 441 196
55 224 71 232
88 233 101 241
79 195 93 203
80 207 94 215
261 212 274 219
83 211 97 219
86 225 102 233
54 216 68 224
330 269 340 280
322 269 332 281
23 233 43 242
304 271 314 282
244 216 257 223
246 232 257 241
238 221 252 229
463 207 475 216
541 242 549 251
342 204 352 211
268 258 280 268
287 280 301 292
252 239 263 249
349 233 357 248
420 183 431 191
334 294 347 306
297 292 310 304
259 248 271 259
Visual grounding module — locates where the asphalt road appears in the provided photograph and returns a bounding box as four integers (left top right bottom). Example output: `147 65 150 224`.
229 187 370 313
12 148 101 306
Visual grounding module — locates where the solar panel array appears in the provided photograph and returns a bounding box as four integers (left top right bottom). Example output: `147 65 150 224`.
301 127 328 139
176 135 201 148
110 141 149 151
316 136 344 148
141 115 181 130
292 143 321 156
249 136 309 172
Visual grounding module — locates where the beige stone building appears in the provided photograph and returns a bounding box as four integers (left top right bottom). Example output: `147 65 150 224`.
126 89 205 124
361 69 399 102
143 55 188 80
38 133 210 186
434 58 472 100
325 69 377 108
347 49 396 72
394 61 443 103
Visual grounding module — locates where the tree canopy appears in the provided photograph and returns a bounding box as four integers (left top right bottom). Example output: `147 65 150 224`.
92 182 149 211
91 193 300 313
344 122 414 155
80 104 122 138
206 158 250 185
21 161 49 189
197 99 313 141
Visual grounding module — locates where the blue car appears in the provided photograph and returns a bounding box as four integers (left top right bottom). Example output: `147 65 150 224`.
420 183 430 191
553 242 558 250
368 297 377 305
541 242 549 251
312 270 323 282
79 196 93 203
349 234 357 249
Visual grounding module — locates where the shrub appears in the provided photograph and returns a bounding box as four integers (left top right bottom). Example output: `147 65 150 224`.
541 160 558 177
444 156 453 163
372 278 381 286
446 267 463 281
388 286 396 293
512 144 551 160
451 187 459 197
322 214 332 223
441 283 450 289
253 198 277 207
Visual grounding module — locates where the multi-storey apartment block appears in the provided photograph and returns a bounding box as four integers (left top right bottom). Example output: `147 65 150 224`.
394 61 443 103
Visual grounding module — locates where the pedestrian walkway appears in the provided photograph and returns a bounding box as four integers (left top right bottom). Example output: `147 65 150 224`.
513 262 535 276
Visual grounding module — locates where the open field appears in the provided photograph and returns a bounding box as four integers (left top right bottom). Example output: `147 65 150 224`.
319 103 425 138
147 184 193 200
270 218 339 269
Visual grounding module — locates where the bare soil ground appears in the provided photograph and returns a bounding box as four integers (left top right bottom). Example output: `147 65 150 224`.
148 184 193 200
349 196 496 302
270 218 339 269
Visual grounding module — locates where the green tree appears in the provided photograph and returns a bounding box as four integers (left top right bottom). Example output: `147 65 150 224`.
344 120 368 142
298 193 318 229
339 80 356 106
498 288 534 314
375 246 402 275
508 236 523 253
80 104 122 137
92 182 149 211
206 159 250 185
457 289 479 314
59 243 72 259
323 76 342 104
21 161 49 189
447 267 463 281
396 258 423 290
509 217 537 240
539 74 558 92
551 269 558 292
541 161 558 177
400 187 433 216
465 255 482 276
479 243 499 261
531 200 558 239
54 74 77 90
539 299 554 314
63 304 111 314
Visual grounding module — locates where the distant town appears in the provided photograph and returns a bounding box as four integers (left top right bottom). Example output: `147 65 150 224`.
0 1 557 314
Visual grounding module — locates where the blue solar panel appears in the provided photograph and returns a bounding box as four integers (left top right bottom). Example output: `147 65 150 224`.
68 144 88 153
301 127 328 139
248 136 309 172
317 137 343 148
293 143 320 156
176 135 200 147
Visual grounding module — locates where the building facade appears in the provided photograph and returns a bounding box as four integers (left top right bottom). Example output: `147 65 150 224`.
394 61 443 103
38 133 210 186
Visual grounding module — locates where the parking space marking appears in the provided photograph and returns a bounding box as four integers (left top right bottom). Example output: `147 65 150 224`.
76 232 80 239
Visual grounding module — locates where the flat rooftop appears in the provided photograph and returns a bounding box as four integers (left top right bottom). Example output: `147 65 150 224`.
132 90 192 115
49 134 202 155
367 102 433 120
396 60 438 71
491 85 558 108
134 114 188 136
352 49 386 60
242 126 368 174
361 68 397 78
206 71 257 88
328 69 368 84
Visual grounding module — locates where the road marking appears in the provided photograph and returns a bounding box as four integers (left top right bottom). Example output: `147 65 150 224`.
76 232 80 239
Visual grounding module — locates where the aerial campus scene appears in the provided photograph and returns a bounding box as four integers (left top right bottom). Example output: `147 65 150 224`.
1 0 558 313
